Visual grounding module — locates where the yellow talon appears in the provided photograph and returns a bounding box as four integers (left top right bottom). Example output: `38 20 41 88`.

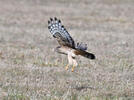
72 66 75 72
65 65 69 70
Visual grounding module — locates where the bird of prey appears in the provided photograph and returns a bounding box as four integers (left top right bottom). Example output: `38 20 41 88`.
48 17 95 72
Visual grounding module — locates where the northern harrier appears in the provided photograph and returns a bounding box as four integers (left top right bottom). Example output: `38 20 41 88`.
48 17 95 72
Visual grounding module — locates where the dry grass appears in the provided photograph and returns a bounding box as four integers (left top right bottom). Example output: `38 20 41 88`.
0 0 134 99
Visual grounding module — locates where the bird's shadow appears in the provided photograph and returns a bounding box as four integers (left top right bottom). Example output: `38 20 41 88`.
72 85 96 91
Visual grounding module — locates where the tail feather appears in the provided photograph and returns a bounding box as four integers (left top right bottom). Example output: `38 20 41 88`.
74 50 95 59
83 51 95 59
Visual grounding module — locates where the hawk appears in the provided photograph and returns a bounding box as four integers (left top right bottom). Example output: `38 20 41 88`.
48 17 95 72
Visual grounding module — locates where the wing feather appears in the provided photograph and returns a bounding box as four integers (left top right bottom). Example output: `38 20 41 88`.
48 17 75 48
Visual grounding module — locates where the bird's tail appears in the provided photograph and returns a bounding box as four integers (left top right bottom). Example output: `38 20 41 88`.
74 50 95 59
82 51 95 59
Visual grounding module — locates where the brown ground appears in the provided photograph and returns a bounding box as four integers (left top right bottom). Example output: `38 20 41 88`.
0 0 134 99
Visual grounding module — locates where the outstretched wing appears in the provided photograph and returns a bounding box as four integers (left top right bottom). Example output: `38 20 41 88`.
48 17 75 48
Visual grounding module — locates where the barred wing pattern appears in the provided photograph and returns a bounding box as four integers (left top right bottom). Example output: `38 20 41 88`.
75 42 87 51
48 17 75 48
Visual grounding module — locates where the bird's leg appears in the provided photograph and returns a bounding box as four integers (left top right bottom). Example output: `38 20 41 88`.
71 58 78 72
71 65 75 72
65 64 69 70
67 53 73 71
